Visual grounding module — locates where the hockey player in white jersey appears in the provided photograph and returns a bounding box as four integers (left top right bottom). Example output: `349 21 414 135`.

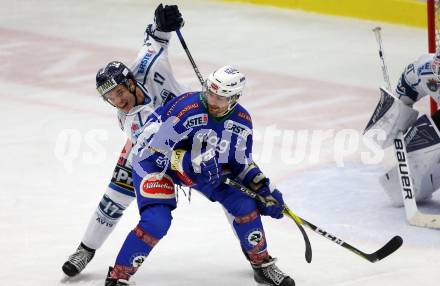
62 4 260 277
62 4 188 276
365 51 440 207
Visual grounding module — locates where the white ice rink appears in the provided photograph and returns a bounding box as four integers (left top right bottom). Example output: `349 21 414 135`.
1 0 440 285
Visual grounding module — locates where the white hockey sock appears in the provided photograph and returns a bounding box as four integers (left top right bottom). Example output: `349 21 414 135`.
81 187 135 250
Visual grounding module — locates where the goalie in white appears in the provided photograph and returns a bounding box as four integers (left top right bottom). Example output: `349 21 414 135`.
365 51 440 207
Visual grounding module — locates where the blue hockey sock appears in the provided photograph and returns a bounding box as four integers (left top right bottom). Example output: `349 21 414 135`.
111 205 172 280
233 210 269 265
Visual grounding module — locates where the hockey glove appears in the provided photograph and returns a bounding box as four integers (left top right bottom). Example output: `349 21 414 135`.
171 148 221 187
193 148 221 187
258 188 285 219
154 4 184 32
248 173 285 219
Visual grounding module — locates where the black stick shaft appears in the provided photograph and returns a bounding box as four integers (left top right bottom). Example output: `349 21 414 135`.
176 29 204 86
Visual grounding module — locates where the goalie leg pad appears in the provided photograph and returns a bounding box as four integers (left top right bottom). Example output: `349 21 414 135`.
381 115 440 207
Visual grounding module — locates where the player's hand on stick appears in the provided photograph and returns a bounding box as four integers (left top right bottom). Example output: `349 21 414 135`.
257 186 285 219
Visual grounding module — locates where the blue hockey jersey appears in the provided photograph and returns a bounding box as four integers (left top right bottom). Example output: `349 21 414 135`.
135 91 258 192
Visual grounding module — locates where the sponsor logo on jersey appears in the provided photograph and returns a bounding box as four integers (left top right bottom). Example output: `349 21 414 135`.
237 111 252 123
111 164 134 191
140 173 175 199
183 114 208 129
166 93 192 116
225 120 251 138
177 103 199 118
138 51 155 74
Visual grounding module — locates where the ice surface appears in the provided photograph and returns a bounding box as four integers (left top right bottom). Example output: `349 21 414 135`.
1 0 439 285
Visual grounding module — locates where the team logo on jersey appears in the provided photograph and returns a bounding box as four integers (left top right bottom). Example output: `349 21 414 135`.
427 78 439 92
140 173 175 199
224 120 251 138
131 254 148 267
183 114 208 129
246 229 265 247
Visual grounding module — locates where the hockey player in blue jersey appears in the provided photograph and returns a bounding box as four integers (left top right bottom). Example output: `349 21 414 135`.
104 66 296 286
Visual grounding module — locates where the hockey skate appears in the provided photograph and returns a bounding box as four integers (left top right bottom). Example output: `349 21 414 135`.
252 257 295 286
105 267 133 286
62 243 96 277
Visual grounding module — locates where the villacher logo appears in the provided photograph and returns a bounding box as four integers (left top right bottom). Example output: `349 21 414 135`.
140 174 175 199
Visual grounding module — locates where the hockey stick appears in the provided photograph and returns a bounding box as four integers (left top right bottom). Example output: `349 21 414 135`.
224 178 312 263
372 27 392 91
224 178 403 263
393 132 440 228
176 29 204 86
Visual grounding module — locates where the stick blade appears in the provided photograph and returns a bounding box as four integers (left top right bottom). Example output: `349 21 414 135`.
367 236 403 262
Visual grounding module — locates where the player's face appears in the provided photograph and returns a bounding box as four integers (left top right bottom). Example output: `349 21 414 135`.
104 85 135 113
206 90 229 116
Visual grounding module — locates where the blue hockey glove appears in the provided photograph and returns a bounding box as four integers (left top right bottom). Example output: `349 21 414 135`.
246 172 285 219
171 149 221 187
154 4 184 32
258 188 285 219
196 149 221 187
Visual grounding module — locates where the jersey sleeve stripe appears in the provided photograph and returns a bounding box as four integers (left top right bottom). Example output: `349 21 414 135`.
142 47 164 86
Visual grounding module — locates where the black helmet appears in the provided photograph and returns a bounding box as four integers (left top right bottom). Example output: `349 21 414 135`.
96 61 134 96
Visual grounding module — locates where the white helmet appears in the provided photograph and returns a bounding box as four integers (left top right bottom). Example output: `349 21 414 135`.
432 50 440 80
203 65 246 112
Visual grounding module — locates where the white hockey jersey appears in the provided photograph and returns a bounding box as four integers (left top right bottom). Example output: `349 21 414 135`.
116 24 190 144
396 54 440 106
